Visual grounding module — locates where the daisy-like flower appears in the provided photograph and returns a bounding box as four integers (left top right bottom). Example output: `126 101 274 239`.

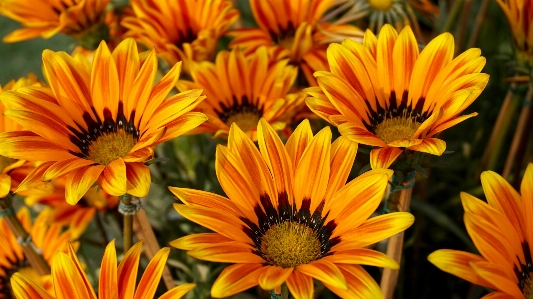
0 207 72 298
429 164 533 299
121 0 238 70
497 0 533 66
170 119 414 298
0 74 44 198
177 46 303 139
24 182 118 239
0 38 207 204
323 0 439 35
306 24 489 170
228 0 363 86
10 240 195 299
0 0 111 45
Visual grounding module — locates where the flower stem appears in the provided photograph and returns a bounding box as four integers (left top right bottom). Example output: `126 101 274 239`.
120 194 133 253
380 178 414 299
272 283 290 299
502 85 533 179
0 194 51 275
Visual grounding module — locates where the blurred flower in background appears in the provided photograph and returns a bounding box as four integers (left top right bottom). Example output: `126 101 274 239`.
496 0 533 67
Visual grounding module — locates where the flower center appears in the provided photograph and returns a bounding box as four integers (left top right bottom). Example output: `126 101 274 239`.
0 155 15 173
87 130 135 165
524 274 533 299
367 0 394 11
225 111 261 133
374 115 421 144
261 221 321 268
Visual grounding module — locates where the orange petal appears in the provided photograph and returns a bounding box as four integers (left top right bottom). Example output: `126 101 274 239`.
370 147 403 169
133 247 170 299
98 158 127 196
15 161 54 193
170 233 233 251
285 119 313 171
117 241 143 299
324 248 398 269
159 283 196 299
407 138 446 156
99 240 118 299
10 272 54 299
168 187 243 217
52 252 96 299
297 260 346 290
125 162 151 197
43 158 96 181
470 261 523 298
286 270 314 299
324 264 382 299
337 122 387 147
0 174 11 198
324 136 358 203
428 249 490 288
65 165 105 205
258 266 293 290
91 41 119 121
187 244 265 264
522 164 533 256
211 264 264 298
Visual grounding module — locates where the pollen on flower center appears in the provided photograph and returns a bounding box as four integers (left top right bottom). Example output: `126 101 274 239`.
261 221 321 268
87 130 135 165
374 115 421 144
367 0 394 11
523 273 533 299
225 111 261 133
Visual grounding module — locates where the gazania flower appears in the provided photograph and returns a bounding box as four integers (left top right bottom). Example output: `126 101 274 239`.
171 119 414 298
323 0 439 36
0 0 111 44
177 47 303 139
10 240 195 299
306 24 489 169
0 74 44 198
497 0 533 66
24 181 118 239
228 0 363 86
0 207 73 298
121 0 238 70
429 163 533 299
0 38 207 204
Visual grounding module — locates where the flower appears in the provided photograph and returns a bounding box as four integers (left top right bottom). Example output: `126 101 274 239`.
323 0 439 35
0 38 207 204
429 163 533 299
121 0 238 70
0 0 111 44
177 46 303 139
24 181 118 239
306 24 489 170
10 240 195 299
0 74 44 198
228 0 363 86
170 119 414 298
496 0 533 66
0 207 73 298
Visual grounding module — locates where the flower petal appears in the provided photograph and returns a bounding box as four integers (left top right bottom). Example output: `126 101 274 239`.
211 264 264 298
10 272 54 299
125 162 151 197
370 147 403 169
286 270 314 299
297 259 346 290
65 165 105 205
98 158 127 196
159 284 196 299
428 249 490 288
133 247 170 299
99 240 118 299
258 266 293 290
117 241 143 299
407 138 446 156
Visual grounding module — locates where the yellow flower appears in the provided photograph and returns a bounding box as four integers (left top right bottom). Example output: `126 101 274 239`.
497 0 533 65
0 207 73 298
228 0 363 86
171 119 414 298
177 47 304 139
10 240 195 299
429 164 533 299
0 0 110 43
0 74 44 198
0 38 207 204
24 180 118 239
122 0 238 70
306 24 489 169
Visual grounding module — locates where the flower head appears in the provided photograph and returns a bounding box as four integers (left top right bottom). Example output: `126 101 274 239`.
0 0 111 44
497 0 533 66
122 0 238 70
0 207 73 298
177 47 304 139
10 240 195 299
228 0 363 86
0 38 207 204
306 24 489 169
171 119 414 298
429 164 533 299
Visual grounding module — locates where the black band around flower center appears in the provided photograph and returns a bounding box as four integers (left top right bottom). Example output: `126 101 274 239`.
515 242 533 297
215 95 264 132
241 192 340 268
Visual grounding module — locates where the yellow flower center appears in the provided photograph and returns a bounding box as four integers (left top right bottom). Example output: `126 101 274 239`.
225 111 261 133
367 0 394 11
0 155 15 173
524 273 533 299
374 116 421 144
87 130 135 165
261 221 321 268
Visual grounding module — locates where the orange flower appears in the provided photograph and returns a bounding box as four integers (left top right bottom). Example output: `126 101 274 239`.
171 119 414 298
497 0 533 65
228 0 363 86
0 0 110 43
122 0 238 70
306 24 489 169
429 164 533 299
0 38 207 204
177 47 304 139
0 207 73 298
10 240 195 299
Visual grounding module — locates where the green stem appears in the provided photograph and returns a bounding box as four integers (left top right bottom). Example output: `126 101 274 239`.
443 0 464 33
120 194 133 253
